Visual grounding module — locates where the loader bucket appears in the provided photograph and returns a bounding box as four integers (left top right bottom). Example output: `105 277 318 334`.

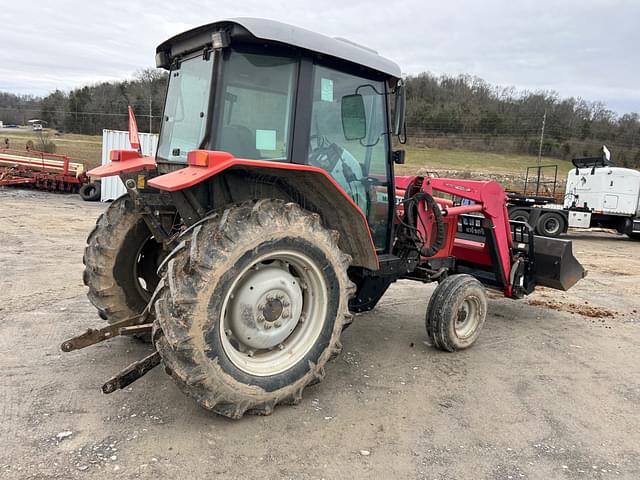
533 236 586 291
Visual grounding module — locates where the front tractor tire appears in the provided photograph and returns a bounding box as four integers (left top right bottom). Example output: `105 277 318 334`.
153 199 354 419
426 274 488 352
83 195 163 323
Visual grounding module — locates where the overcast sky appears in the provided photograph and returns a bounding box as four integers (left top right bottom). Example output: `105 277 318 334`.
0 0 638 114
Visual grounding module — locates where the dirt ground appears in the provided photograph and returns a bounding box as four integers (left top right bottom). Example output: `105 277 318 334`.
1 188 639 480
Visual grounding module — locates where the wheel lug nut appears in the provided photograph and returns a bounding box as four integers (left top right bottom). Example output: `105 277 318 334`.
276 293 284 300
277 344 284 350
264 323 272 330
257 315 265 323
274 321 282 328
283 301 290 307
258 303 265 311
282 310 290 319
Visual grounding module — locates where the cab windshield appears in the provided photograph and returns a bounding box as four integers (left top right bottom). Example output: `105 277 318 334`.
157 54 213 162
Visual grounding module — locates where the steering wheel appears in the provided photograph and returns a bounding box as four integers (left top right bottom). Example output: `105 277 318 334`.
308 140 343 172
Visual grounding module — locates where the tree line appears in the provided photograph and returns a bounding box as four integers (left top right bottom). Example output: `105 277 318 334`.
1 70 639 167
405 73 640 167
0 69 167 135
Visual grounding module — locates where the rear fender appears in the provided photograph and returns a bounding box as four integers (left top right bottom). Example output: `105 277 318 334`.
88 150 156 177
147 150 379 270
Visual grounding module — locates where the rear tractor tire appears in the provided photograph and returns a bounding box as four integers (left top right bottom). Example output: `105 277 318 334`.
83 195 163 324
426 274 488 352
153 199 354 419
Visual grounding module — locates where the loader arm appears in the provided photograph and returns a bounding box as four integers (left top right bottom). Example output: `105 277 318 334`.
396 175 586 297
428 178 514 294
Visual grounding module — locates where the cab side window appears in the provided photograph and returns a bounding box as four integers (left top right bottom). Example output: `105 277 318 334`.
216 51 297 160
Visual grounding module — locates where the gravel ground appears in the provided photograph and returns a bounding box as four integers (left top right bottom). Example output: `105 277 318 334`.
0 188 639 480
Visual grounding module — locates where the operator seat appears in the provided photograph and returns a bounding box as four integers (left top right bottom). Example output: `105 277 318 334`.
219 125 260 159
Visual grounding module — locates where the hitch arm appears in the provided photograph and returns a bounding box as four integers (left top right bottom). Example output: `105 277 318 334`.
60 312 151 352
102 351 161 394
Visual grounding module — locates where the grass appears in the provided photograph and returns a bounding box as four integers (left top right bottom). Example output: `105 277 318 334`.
1 129 102 169
397 145 573 177
0 129 573 184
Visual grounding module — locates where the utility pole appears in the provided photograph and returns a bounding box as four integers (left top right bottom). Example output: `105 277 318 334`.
149 94 153 133
537 110 546 166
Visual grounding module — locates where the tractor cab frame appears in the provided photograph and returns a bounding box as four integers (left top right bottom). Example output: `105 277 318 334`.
92 18 406 271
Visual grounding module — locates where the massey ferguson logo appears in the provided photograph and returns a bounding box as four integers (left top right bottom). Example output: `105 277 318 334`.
446 183 471 192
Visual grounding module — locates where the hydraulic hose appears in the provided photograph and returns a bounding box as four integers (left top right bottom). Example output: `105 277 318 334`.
406 191 446 258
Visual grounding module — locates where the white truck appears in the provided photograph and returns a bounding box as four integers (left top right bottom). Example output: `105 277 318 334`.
507 147 640 240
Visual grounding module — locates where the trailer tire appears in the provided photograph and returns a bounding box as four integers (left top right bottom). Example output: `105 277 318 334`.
83 194 162 325
79 182 101 202
509 209 530 224
153 199 354 419
536 212 565 237
426 274 487 352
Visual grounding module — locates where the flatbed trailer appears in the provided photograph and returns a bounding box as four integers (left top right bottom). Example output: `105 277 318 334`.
0 148 88 192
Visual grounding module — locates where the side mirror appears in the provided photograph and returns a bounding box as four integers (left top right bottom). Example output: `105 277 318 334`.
392 149 405 164
341 94 367 141
393 80 406 136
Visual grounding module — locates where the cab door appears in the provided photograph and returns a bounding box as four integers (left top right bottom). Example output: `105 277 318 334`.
306 64 392 250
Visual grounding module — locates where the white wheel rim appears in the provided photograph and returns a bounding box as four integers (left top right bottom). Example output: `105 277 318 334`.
455 296 481 339
219 249 328 376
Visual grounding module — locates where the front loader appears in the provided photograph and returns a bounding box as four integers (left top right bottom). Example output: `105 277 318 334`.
64 18 586 419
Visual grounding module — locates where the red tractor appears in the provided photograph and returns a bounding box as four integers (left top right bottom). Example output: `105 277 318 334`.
62 18 585 419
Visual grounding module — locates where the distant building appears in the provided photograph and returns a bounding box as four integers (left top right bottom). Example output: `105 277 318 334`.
28 119 47 131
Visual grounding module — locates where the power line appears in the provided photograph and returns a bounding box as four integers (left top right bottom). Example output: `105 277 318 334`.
0 106 160 118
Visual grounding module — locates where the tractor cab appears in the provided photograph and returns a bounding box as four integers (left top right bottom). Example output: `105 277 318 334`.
153 18 405 249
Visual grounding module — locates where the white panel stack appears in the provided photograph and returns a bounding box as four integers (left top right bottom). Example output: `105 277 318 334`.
100 129 159 202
